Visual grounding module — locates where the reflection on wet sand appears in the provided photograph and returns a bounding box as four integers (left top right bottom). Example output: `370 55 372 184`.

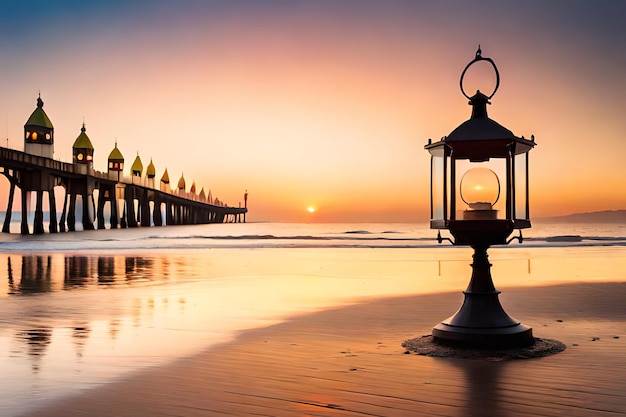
20 256 52 294
15 327 52 373
109 319 121 340
2 254 189 381
64 256 90 288
72 323 91 359
8 298 188 378
4 254 160 294
98 256 115 283
2 254 177 380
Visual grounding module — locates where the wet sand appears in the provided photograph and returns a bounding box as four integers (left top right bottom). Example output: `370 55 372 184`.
21 281 626 417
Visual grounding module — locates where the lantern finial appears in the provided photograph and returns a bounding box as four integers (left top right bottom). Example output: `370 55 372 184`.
460 47 500 101
469 91 490 119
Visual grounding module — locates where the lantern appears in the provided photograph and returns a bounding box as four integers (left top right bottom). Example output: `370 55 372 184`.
425 47 536 347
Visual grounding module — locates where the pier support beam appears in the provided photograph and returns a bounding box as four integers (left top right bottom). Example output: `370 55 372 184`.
33 190 45 234
140 190 150 227
120 200 127 228
67 194 76 232
20 190 29 235
97 191 106 230
126 192 137 227
110 197 119 229
153 201 162 226
2 181 16 233
59 188 68 232
82 193 95 231
48 191 58 233
166 201 173 226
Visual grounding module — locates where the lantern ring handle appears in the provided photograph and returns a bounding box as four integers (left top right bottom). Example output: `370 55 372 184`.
459 46 500 100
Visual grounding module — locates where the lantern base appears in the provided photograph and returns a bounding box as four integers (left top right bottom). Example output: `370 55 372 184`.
432 323 534 348
432 292 534 348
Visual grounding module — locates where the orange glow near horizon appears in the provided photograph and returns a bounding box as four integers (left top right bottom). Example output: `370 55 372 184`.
0 3 624 223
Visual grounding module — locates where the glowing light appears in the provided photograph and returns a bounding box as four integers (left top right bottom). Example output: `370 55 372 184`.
307 206 316 213
460 168 500 210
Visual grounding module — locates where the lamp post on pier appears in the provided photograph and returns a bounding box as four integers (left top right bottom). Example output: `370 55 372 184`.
425 47 536 348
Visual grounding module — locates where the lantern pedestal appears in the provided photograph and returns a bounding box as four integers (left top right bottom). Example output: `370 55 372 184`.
432 241 534 348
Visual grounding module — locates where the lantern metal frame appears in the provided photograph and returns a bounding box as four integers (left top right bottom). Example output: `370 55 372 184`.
424 48 537 347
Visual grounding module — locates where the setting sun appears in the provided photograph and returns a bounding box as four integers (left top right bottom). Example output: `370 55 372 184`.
307 206 316 213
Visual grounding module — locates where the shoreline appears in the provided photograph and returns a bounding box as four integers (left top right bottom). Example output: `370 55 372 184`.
20 281 626 417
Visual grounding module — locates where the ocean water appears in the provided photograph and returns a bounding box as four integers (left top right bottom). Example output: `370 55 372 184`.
1 221 625 252
0 221 625 416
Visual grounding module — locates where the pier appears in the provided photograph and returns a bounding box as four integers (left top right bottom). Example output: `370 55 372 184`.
0 96 247 234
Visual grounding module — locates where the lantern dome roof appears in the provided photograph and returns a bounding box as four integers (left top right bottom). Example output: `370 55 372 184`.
178 174 186 190
73 124 94 150
25 95 54 129
446 116 516 143
108 142 124 161
426 91 535 159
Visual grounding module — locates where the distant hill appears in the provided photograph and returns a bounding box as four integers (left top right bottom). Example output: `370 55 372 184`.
536 210 626 224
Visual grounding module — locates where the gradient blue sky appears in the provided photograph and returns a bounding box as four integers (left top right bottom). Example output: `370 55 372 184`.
1 1 624 222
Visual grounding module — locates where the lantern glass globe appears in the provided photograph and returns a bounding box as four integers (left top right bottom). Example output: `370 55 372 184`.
460 167 500 210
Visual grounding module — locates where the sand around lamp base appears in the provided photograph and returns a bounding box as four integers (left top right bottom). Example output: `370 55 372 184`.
402 335 566 361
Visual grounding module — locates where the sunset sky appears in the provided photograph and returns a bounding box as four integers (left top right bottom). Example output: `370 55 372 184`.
0 1 624 222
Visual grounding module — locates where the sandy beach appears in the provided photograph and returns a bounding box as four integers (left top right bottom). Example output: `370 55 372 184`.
20 281 626 417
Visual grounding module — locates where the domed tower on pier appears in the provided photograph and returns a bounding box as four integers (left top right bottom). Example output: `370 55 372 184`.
131 154 143 176
130 153 143 185
146 159 156 188
107 142 124 181
24 94 54 158
72 123 94 167
190 181 197 200
177 174 186 196
160 168 171 193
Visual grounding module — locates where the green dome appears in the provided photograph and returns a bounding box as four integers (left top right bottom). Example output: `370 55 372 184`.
161 168 170 184
108 143 124 161
131 154 143 175
72 124 94 150
146 159 156 177
25 96 54 129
